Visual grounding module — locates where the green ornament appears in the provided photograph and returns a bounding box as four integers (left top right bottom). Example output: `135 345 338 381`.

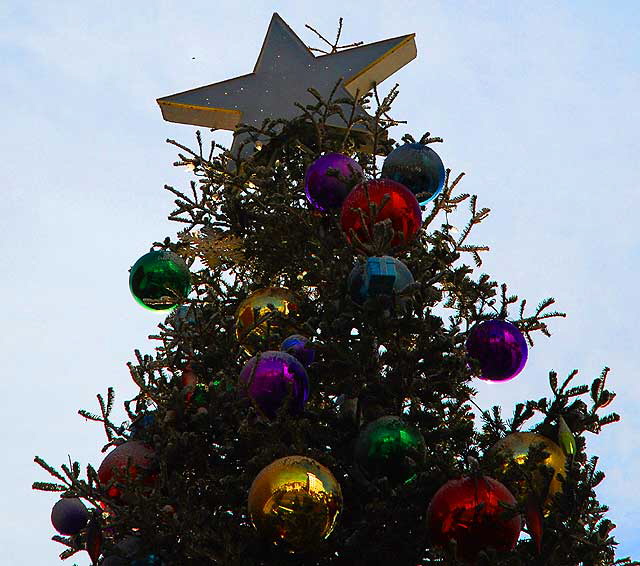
558 416 576 456
129 251 191 311
355 416 426 484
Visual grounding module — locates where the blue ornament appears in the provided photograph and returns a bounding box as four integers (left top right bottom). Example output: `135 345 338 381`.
168 304 197 329
51 497 89 535
130 412 156 439
132 555 162 566
280 334 315 368
381 143 445 204
348 256 414 304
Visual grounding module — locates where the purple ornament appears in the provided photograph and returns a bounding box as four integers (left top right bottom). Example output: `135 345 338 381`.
305 153 363 211
466 320 528 382
239 351 309 418
280 334 315 368
51 497 89 535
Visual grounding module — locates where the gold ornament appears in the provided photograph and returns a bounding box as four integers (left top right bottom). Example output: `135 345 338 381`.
248 456 343 552
489 432 567 510
235 287 298 353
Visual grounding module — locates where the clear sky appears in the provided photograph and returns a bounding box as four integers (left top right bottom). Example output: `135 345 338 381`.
1 1 639 563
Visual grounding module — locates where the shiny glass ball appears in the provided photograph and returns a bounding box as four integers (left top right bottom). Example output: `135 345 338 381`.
427 476 521 561
280 334 315 368
381 143 445 204
235 287 299 354
340 179 422 252
489 432 567 510
355 416 426 484
239 351 309 418
129 251 191 311
466 319 528 381
51 497 89 535
97 441 156 498
248 456 343 552
305 153 363 211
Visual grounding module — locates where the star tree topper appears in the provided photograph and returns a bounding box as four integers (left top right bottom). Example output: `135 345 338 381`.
157 13 416 158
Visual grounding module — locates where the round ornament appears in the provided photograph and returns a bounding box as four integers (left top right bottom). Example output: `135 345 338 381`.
381 143 445 204
129 251 191 311
466 319 528 382
340 179 422 251
51 497 89 535
98 440 156 498
130 412 156 439
489 432 567 510
235 287 299 353
280 334 315 368
305 153 364 211
248 456 343 552
426 476 521 562
355 416 426 484
239 351 309 419
348 256 414 304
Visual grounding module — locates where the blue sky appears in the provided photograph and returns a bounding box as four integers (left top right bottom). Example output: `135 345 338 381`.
1 1 638 563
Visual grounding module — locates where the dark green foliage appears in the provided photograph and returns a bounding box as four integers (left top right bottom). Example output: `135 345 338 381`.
34 84 635 566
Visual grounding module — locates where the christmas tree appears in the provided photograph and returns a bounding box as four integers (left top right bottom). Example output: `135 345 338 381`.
34 14 637 566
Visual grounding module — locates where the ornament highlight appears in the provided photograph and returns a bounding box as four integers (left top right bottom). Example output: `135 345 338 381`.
305 153 363 211
239 351 309 418
98 441 156 498
129 251 191 311
235 287 299 353
466 319 528 381
340 179 422 251
248 456 343 552
51 497 89 535
348 256 414 304
489 432 567 510
355 416 426 484
280 334 315 368
426 476 521 561
381 143 445 204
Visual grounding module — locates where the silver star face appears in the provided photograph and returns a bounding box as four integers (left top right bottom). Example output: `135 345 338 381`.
158 13 416 158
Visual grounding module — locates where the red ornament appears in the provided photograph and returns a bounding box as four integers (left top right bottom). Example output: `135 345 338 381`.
340 179 422 251
97 440 156 499
181 363 197 387
427 476 521 562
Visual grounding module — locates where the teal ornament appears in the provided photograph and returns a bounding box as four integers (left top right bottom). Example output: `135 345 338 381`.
129 251 191 311
348 256 414 304
381 143 445 204
355 416 426 484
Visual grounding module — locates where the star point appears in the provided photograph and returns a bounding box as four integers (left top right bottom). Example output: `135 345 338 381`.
157 13 417 157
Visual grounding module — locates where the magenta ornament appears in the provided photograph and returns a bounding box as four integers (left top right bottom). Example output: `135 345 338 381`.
466 319 528 382
239 351 309 418
304 153 363 211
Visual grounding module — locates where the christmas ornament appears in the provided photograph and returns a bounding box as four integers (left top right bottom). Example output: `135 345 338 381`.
98 441 156 498
381 143 445 204
348 256 414 304
50 497 89 535
86 517 103 564
426 476 521 562
354 416 426 484
466 319 528 382
185 383 209 407
248 456 343 551
305 153 363 211
130 412 156 439
158 13 416 159
235 287 299 353
181 363 198 387
489 432 567 510
168 304 197 329
558 416 576 456
129 251 191 311
239 351 309 418
280 334 315 368
340 179 422 251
